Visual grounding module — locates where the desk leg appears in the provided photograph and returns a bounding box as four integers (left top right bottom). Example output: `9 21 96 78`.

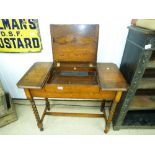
104 91 122 134
45 98 50 111
24 89 43 131
100 100 105 112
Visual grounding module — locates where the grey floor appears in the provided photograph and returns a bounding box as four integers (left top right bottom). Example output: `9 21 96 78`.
0 99 155 135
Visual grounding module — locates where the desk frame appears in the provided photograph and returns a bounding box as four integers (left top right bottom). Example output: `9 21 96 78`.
25 88 122 133
17 62 127 133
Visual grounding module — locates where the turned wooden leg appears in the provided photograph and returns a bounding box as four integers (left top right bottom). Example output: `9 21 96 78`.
104 91 122 134
100 100 108 122
24 89 43 131
30 99 44 131
100 100 105 112
45 98 50 111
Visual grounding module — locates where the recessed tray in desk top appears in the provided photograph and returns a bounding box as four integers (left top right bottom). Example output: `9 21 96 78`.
48 63 98 85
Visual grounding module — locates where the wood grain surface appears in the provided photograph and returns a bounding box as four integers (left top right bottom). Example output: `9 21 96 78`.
17 62 53 89
129 96 155 110
50 24 99 62
97 63 128 91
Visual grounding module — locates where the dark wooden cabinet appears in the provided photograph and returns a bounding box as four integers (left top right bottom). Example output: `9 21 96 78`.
113 26 155 130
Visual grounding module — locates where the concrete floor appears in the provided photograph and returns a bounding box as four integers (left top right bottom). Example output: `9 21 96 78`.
0 99 155 135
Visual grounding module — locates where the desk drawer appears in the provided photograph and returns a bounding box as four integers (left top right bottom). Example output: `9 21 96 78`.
30 88 116 99
45 84 99 93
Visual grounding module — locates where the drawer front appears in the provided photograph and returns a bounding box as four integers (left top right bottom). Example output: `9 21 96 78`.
30 88 116 100
29 84 116 100
45 84 99 93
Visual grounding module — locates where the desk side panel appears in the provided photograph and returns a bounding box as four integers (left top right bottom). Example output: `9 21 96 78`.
17 62 53 89
97 63 128 91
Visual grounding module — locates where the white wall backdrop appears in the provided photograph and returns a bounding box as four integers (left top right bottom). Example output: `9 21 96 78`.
1 0 147 99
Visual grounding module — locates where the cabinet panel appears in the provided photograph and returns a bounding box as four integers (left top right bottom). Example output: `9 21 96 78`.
138 78 155 89
123 110 155 127
129 96 155 110
143 69 155 78
136 89 155 95
120 40 142 84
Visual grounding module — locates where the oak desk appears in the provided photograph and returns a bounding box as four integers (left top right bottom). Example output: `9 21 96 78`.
17 62 127 133
17 24 128 133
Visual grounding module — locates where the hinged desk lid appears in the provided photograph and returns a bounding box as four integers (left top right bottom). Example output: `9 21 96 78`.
50 24 99 63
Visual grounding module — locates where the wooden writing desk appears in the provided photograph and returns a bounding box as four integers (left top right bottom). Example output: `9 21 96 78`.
17 25 128 133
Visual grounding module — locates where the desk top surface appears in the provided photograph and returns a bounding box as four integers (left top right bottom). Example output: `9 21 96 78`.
17 62 128 91
17 62 53 89
97 63 128 91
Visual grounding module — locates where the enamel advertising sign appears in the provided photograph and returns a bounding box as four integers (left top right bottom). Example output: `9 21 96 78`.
0 19 42 53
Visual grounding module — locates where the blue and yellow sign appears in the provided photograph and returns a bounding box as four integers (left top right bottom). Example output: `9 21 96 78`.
0 19 42 53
